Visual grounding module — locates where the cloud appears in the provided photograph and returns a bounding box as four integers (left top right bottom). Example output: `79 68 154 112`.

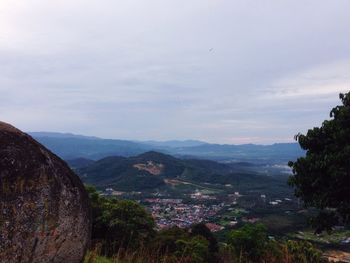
0 0 350 143
268 60 350 98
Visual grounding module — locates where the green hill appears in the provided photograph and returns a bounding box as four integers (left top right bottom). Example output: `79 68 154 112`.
74 151 286 192
75 151 227 190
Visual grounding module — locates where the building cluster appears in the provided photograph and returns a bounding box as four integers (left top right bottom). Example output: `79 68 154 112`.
190 190 217 200
145 198 225 230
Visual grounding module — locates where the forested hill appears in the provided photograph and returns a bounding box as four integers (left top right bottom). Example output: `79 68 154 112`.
72 151 226 190
70 151 288 192
30 132 304 163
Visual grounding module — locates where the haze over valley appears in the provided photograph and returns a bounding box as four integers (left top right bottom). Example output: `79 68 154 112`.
30 131 304 163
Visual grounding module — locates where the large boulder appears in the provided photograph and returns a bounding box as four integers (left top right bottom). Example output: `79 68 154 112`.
0 122 91 263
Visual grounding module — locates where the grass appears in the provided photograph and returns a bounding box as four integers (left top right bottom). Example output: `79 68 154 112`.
260 214 295 232
95 256 114 263
84 250 183 263
84 251 114 263
83 242 326 263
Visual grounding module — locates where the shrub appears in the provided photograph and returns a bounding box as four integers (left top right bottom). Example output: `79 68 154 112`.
227 223 268 261
86 185 155 255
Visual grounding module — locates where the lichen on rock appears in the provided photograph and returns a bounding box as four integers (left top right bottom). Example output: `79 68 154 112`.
0 121 91 263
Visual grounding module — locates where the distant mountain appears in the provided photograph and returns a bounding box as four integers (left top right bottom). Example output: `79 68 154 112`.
75 151 231 191
141 140 207 148
30 134 152 160
29 132 99 140
66 158 95 169
73 151 286 192
30 132 304 163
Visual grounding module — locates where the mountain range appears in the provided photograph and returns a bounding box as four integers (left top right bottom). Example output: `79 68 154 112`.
29 132 304 163
28 132 296 193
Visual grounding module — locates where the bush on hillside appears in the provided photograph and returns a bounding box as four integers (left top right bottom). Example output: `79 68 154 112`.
86 185 155 255
227 223 269 261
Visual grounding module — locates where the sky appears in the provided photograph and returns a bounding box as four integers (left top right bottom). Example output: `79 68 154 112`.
1 0 350 144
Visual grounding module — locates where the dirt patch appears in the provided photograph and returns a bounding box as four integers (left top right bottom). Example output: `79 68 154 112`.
133 161 164 175
323 250 350 262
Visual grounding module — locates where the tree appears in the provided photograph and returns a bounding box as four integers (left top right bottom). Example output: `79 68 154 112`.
285 240 322 263
151 226 189 254
288 92 350 232
151 227 210 263
227 223 268 261
86 186 155 255
190 223 219 263
175 236 209 263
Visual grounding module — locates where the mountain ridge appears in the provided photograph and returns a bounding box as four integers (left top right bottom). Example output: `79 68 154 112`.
29 132 304 163
72 151 288 192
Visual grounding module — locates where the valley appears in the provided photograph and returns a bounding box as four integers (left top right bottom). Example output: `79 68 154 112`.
67 150 349 253
32 133 350 254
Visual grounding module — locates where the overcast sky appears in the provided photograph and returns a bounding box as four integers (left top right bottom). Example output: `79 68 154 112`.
1 1 350 144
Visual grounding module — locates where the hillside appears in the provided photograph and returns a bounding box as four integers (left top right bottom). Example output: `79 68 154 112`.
66 158 95 169
73 151 286 192
29 134 151 160
75 151 219 191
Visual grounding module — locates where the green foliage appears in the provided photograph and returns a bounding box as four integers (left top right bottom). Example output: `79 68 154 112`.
150 226 219 263
175 236 209 263
191 223 219 263
151 227 189 254
285 240 323 263
84 251 114 263
225 223 324 263
289 92 350 232
86 186 155 255
227 223 268 261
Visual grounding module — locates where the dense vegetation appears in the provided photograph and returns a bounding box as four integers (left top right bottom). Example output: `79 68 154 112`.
85 186 324 263
86 185 156 255
289 92 350 232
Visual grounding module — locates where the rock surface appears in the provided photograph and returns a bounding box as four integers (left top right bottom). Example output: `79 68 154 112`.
0 122 91 263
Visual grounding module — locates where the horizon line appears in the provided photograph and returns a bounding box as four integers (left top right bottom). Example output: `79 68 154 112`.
27 131 297 146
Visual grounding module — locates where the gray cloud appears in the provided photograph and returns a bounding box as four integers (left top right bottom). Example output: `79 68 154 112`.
1 0 350 143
